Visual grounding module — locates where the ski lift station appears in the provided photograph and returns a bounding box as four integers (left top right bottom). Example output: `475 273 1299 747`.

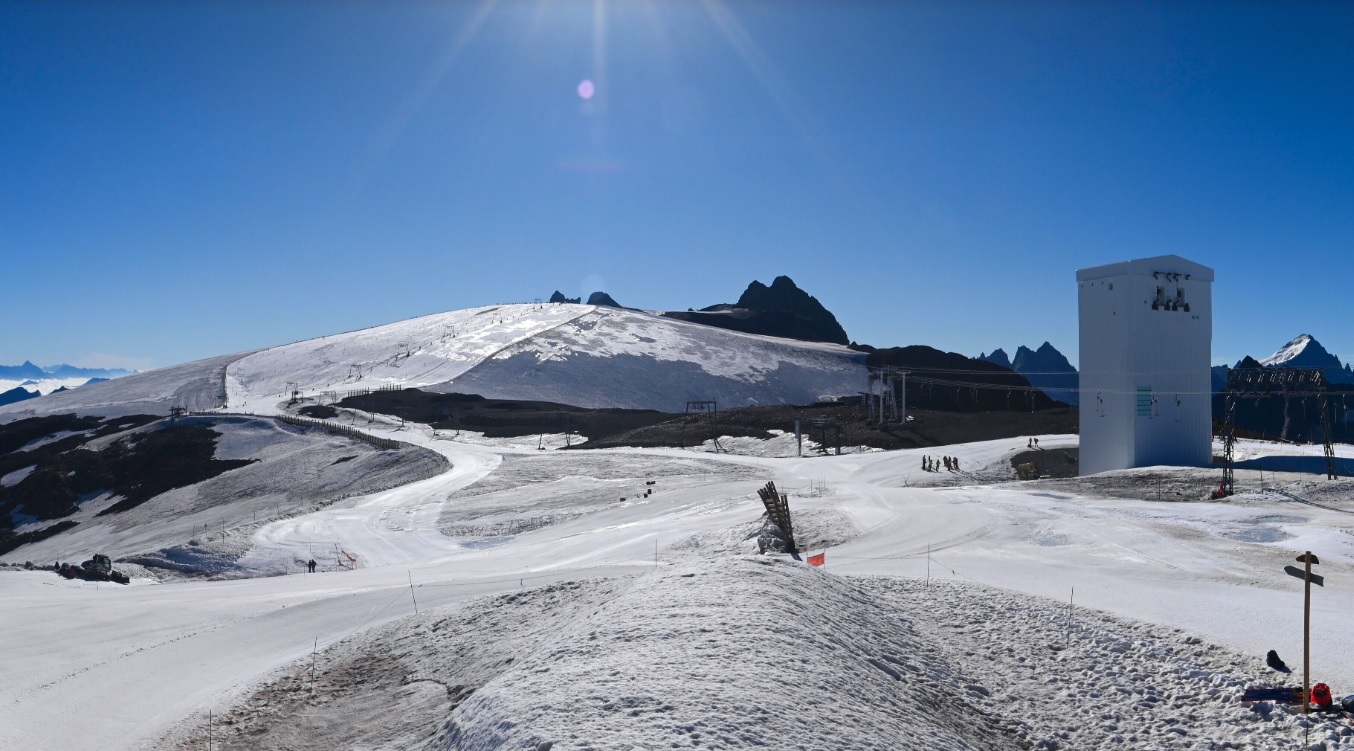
1077 255 1214 475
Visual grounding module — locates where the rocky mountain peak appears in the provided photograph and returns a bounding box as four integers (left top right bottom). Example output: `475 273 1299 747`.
978 349 1012 369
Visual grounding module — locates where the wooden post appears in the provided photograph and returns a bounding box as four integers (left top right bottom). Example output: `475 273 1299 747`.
408 571 419 615
1303 550 1312 715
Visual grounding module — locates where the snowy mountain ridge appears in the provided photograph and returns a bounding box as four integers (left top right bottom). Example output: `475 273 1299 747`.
1 302 867 421
1255 333 1352 383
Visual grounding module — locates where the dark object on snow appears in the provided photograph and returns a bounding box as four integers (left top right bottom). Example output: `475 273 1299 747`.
1242 686 1302 703
1342 695 1354 712
56 554 130 585
307 559 317 573
1266 649 1291 673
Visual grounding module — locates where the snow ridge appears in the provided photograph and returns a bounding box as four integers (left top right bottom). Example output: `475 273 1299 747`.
1260 334 1315 367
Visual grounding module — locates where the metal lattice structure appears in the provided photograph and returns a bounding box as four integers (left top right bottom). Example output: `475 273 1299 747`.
806 417 842 456
1220 367 1336 496
679 400 721 452
865 367 909 424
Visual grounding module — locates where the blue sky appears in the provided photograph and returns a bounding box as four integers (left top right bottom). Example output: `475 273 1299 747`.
3 1 1352 371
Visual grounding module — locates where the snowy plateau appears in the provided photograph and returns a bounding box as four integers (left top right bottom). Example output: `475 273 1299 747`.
3 302 1354 751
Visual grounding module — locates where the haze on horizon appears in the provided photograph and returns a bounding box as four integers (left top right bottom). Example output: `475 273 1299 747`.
3 1 1352 371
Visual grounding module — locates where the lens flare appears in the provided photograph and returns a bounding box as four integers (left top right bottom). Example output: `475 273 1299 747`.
577 79 595 100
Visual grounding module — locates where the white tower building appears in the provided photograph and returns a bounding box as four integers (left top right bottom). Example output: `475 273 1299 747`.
1077 255 1213 475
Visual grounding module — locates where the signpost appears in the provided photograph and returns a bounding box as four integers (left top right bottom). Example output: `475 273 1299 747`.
1287 552 1321 714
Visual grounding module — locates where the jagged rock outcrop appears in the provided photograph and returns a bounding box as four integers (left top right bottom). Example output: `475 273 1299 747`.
979 342 1078 406
978 349 1012 370
661 276 849 345
586 291 622 308
548 291 581 304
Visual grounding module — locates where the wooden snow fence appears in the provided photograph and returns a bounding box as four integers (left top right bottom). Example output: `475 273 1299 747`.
756 481 798 555
275 414 403 450
187 411 406 451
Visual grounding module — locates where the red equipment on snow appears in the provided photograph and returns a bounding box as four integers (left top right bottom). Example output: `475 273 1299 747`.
1312 683 1333 709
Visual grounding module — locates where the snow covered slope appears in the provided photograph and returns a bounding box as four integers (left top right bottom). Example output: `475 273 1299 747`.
0 415 448 573
225 303 866 412
170 558 1319 751
0 351 245 422
1259 333 1353 383
1261 334 1321 367
3 302 866 422
439 305 865 408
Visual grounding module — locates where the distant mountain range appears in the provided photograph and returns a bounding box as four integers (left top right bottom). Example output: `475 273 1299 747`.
1256 334 1353 383
0 361 135 381
544 290 622 308
978 343 1079 406
1213 334 1354 391
973 334 1353 413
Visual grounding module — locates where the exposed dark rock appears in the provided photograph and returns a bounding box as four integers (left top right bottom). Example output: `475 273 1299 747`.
662 276 849 345
0 520 79 558
978 349 1012 370
0 415 251 532
586 291 622 308
339 388 1076 452
0 386 38 407
548 291 581 304
853 344 1061 412
338 389 672 442
980 343 1078 406
1012 343 1079 406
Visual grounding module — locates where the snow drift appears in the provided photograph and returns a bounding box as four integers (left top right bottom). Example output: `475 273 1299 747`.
173 556 1324 751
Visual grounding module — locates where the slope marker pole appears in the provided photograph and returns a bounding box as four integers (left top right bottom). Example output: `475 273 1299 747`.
1303 552 1311 715
408 571 419 615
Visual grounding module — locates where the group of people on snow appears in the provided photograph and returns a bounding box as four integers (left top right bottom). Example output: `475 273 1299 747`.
1026 437 1041 448
921 455 960 472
